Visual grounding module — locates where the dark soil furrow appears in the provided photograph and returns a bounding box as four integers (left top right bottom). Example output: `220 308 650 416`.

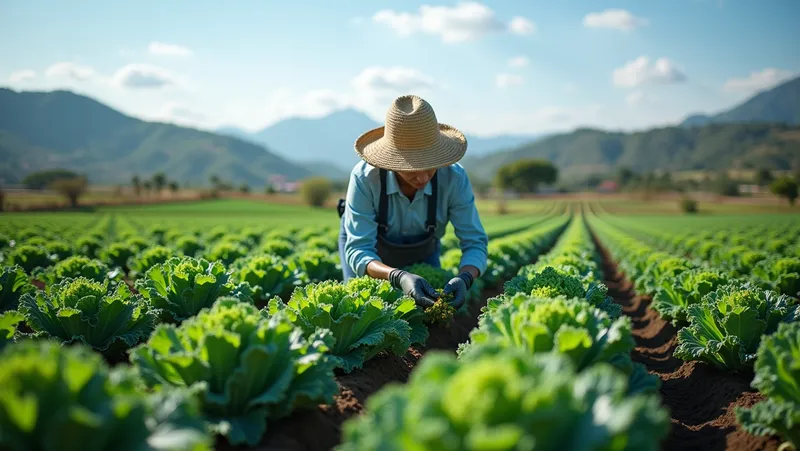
592 232 782 451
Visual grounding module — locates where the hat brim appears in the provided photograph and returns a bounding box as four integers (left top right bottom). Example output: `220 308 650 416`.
354 123 467 172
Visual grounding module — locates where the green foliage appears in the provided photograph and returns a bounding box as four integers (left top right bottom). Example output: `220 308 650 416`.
299 176 333 207
34 255 119 286
0 310 24 350
425 291 456 325
131 299 338 446
0 265 36 312
674 284 799 371
50 176 89 208
19 277 157 356
494 158 558 193
653 268 732 324
735 322 800 450
135 256 253 323
6 244 54 274
680 197 698 213
268 280 412 372
230 254 300 302
770 176 799 205
128 246 172 279
339 350 670 451
21 169 80 189
0 339 212 451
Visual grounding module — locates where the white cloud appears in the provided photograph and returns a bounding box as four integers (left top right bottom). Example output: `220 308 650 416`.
45 62 96 81
723 68 795 93
583 9 648 31
351 66 436 92
112 64 181 89
148 41 192 57
152 102 207 126
459 104 603 135
496 73 524 88
508 16 536 35
625 90 656 106
508 56 529 68
9 70 36 83
612 56 686 87
372 2 506 43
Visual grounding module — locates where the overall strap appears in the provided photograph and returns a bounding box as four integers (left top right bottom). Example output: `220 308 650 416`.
377 168 389 235
426 171 439 234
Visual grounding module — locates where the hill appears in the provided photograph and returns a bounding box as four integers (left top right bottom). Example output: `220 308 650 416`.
681 76 800 127
466 123 800 181
217 110 543 172
0 88 312 186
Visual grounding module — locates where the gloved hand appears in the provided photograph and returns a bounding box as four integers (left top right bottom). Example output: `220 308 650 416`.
388 269 439 308
443 272 474 310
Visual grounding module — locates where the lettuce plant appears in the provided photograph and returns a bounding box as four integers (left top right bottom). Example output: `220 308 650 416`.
290 249 340 284
338 350 669 451
753 257 800 297
735 321 800 450
128 246 172 279
0 339 212 451
75 235 104 258
345 276 428 345
99 242 138 271
6 244 54 274
33 255 122 286
131 299 338 446
204 241 249 266
674 283 799 371
135 256 253 323
460 295 657 394
175 235 204 257
19 277 156 356
653 268 732 324
230 254 300 303
0 310 24 350
0 265 36 312
503 266 622 318
269 280 412 372
259 239 294 258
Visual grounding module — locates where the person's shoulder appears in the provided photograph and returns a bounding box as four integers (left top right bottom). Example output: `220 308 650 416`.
440 162 469 184
349 160 381 191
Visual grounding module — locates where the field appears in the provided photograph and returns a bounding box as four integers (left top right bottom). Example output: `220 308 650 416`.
0 198 798 451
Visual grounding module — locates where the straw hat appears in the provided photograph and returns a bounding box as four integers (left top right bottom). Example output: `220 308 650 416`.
354 95 467 172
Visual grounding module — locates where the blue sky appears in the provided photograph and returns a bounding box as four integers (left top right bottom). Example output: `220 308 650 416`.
1 0 798 136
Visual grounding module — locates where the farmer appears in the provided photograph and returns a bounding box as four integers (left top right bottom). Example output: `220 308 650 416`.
337 94 488 310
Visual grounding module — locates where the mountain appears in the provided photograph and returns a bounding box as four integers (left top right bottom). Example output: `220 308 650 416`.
217 110 544 174
681 76 800 127
0 88 311 186
466 123 800 181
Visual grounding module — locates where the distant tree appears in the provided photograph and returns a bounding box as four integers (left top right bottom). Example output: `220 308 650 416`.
142 180 153 196
494 159 558 194
265 185 277 195
616 167 636 188
755 168 774 187
770 177 798 206
131 175 142 196
168 181 179 193
300 177 333 207
714 172 740 197
50 176 88 208
210 175 221 188
22 169 80 190
0 185 5 212
680 197 698 214
239 183 250 194
152 172 167 194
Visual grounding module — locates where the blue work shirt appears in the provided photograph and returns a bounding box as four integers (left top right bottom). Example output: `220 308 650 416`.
342 160 488 277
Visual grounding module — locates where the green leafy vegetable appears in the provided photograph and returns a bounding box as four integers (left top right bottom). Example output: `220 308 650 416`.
0 339 212 451
131 299 338 446
0 265 36 312
338 350 669 451
135 256 254 323
19 277 156 356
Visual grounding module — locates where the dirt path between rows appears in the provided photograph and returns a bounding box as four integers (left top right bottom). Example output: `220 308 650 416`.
592 234 782 451
219 283 503 451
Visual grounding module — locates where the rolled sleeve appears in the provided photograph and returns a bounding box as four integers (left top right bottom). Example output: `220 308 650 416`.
343 171 381 276
448 169 488 276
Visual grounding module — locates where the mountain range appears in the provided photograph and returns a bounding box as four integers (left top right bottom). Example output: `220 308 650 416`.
216 110 544 175
0 75 798 188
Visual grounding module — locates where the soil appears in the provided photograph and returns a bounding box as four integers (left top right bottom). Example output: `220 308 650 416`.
593 233 783 451
218 283 503 451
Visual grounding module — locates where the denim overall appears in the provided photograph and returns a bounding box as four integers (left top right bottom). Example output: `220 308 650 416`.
338 169 441 281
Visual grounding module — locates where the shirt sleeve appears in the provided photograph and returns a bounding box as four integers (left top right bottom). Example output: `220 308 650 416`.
448 169 488 276
343 171 381 276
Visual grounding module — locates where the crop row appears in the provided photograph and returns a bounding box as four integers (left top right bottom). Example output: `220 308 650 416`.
0 211 571 450
587 213 800 450
337 214 671 450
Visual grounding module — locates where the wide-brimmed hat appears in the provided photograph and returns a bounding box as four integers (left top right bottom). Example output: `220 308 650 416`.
354 95 467 172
